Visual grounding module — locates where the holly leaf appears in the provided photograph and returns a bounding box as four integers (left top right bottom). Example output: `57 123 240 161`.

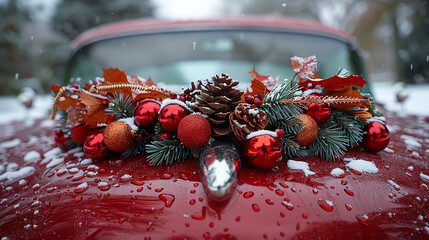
241 67 270 102
290 55 319 80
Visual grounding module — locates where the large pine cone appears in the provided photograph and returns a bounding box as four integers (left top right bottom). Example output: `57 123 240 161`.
194 74 243 137
229 103 268 140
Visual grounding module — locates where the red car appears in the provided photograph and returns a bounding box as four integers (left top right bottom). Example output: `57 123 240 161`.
1 17 428 239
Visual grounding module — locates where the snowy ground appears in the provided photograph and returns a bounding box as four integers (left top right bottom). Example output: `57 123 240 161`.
0 82 428 126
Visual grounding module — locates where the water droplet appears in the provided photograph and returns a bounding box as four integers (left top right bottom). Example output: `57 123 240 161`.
282 201 294 211
224 227 229 232
252 203 260 212
131 180 144 186
193 183 199 187
44 201 50 207
190 189 196 194
243 191 254 198
185 222 190 227
350 169 362 175
98 182 111 191
317 200 334 212
104 193 110 198
344 189 354 196
286 175 295 182
137 187 143 192
265 199 274 205
47 187 57 193
356 214 369 225
74 195 83 202
420 183 429 191
275 189 284 196
198 198 203 202
209 222 214 228
72 175 85 181
267 186 274 191
189 199 196 205
157 194 175 208
341 180 348 185
191 206 207 220
99 209 109 214
120 174 132 182
160 173 173 179
180 174 189 180
252 180 260 185
235 216 241 222
83 209 91 214
155 188 164 193
118 217 126 223
345 203 352 211
291 187 296 193
312 188 318 194
203 232 210 240
279 182 289 188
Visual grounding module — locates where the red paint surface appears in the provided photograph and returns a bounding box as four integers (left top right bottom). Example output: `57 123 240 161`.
0 108 429 239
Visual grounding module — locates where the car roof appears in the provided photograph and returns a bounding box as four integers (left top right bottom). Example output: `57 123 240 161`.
73 16 355 49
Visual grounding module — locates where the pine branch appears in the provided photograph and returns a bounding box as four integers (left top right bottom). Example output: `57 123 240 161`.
361 93 384 117
281 134 305 159
105 93 134 119
122 140 145 158
146 139 192 166
154 122 164 136
309 124 349 161
278 116 303 134
331 110 364 147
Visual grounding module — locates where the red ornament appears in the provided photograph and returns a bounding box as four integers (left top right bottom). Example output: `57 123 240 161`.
158 104 189 132
134 100 161 129
245 133 283 170
84 131 110 161
70 124 92 144
360 121 390 153
178 114 211 148
305 93 332 126
54 131 71 151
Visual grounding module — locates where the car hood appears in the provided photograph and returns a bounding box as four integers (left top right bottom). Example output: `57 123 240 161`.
0 108 428 239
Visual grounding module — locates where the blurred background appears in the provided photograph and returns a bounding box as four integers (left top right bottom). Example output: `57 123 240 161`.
0 0 428 119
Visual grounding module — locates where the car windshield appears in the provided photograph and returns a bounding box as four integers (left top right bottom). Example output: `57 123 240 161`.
66 29 365 91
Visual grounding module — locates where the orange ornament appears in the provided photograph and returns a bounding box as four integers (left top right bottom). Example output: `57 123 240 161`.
295 114 318 146
103 121 134 152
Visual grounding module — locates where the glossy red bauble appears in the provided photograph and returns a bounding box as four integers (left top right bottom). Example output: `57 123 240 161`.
158 104 189 132
360 121 390 153
305 93 332 126
83 131 110 161
134 100 161 129
245 134 283 170
70 124 92 144
178 114 211 148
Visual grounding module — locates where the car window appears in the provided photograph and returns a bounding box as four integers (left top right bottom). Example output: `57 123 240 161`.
66 29 367 91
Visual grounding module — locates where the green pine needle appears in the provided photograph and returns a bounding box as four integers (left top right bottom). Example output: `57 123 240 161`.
146 139 192 166
122 140 145 158
282 134 305 159
331 110 364 147
105 93 135 119
278 116 303 134
309 124 349 161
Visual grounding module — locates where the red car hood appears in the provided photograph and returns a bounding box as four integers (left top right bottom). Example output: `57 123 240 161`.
0 108 428 239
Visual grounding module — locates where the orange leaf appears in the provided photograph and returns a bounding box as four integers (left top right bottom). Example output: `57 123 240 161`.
241 67 270 102
76 91 110 128
290 55 319 80
103 68 128 84
327 86 370 110
135 92 169 100
300 74 367 92
57 95 83 110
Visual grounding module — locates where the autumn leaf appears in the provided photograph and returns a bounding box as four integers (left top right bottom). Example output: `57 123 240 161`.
241 67 271 102
290 55 319 80
135 91 169 100
76 91 110 128
103 68 128 84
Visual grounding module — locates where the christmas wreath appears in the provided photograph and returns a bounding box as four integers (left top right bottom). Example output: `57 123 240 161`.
50 55 390 171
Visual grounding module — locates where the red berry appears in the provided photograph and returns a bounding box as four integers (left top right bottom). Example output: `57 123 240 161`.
108 114 116 121
253 98 262 107
245 95 254 104
162 133 172 140
276 129 284 138
131 99 137 105
253 93 261 100
72 84 79 89
55 129 64 137
170 92 177 99
179 95 186 102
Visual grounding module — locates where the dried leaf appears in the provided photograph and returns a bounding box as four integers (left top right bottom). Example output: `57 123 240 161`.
290 55 319 80
135 91 169 100
76 91 110 128
103 68 128 84
241 67 270 102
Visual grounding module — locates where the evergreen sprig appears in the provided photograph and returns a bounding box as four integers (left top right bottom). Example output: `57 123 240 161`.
278 116 303 134
122 140 146 158
105 93 134 119
281 134 305 159
146 139 192 166
309 124 349 161
331 110 364 147
260 78 304 126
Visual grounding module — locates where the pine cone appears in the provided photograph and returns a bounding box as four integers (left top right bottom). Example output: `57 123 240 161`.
229 103 268 140
195 74 243 137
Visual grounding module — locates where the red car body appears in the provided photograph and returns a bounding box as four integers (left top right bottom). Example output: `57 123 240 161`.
1 17 428 239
